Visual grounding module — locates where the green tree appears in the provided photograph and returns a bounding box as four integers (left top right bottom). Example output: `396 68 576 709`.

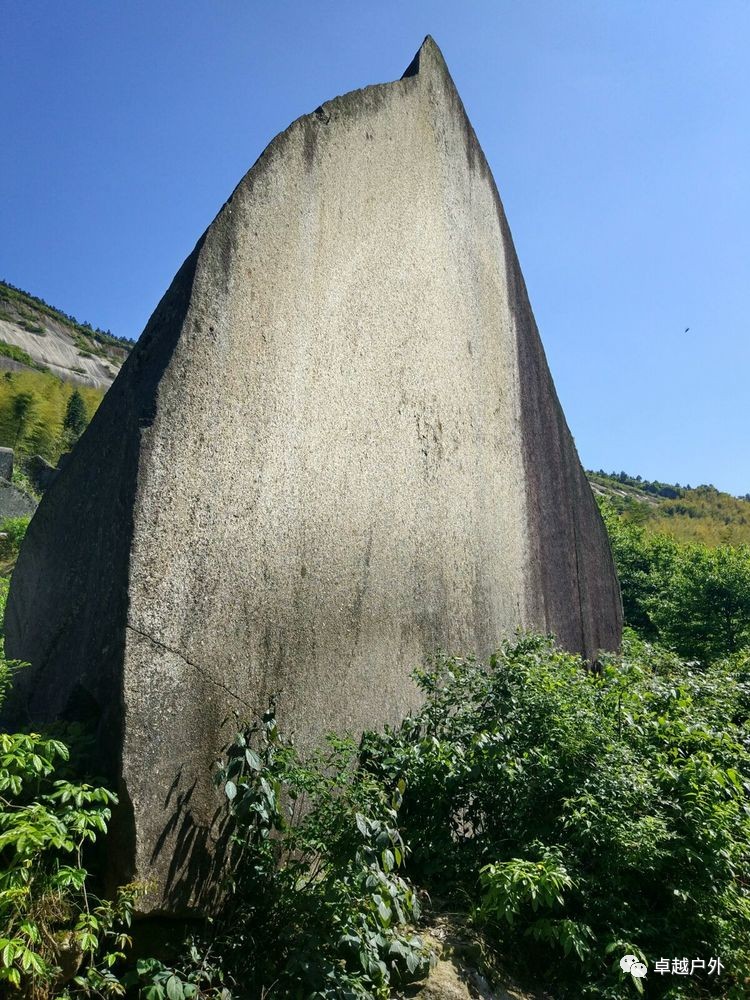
651 543 750 661
62 389 88 446
598 501 678 637
11 391 35 448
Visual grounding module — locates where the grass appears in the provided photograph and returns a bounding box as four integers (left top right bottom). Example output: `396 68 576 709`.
0 339 48 373
19 319 45 335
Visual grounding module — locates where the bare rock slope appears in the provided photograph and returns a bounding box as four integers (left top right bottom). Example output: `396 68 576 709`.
5 37 622 914
0 281 129 388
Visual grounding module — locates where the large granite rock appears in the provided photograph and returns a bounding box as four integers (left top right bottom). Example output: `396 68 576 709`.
3 37 622 914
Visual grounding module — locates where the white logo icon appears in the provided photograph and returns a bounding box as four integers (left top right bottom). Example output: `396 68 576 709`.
620 955 647 977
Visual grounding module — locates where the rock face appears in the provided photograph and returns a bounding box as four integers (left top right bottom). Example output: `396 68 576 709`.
0 478 37 519
0 282 127 389
0 448 14 482
3 37 622 914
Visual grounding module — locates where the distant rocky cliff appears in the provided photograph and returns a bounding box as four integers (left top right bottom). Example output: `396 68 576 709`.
0 281 130 389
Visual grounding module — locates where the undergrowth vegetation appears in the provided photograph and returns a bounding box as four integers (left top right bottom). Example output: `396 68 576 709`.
0 585 144 998
363 634 750 998
159 708 433 999
1 490 749 997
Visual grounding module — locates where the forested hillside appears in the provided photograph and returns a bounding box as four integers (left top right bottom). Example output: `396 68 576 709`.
0 282 133 471
0 369 103 470
588 469 750 546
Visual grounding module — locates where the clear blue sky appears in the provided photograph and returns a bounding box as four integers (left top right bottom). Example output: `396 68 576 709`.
2 1 748 494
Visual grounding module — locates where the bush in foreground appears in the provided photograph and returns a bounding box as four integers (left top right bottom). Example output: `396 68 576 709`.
362 632 750 998
0 668 142 996
3 628 749 997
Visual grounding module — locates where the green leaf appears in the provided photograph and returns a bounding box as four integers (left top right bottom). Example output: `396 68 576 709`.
406 949 421 974
166 974 184 1000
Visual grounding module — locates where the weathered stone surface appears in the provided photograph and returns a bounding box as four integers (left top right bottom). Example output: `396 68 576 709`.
0 477 37 519
3 37 622 914
0 447 14 482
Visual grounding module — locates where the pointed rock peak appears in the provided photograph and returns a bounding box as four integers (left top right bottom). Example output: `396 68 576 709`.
3 36 622 917
401 34 450 81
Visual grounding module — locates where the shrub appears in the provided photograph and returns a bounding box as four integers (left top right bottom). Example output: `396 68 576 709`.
199 706 433 998
361 633 750 998
0 340 46 372
0 588 140 997
0 516 30 563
